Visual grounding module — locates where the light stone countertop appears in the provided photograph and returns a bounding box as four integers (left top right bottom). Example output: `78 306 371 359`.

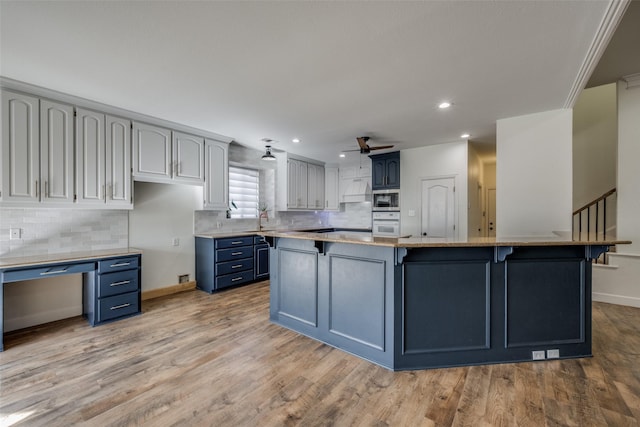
0 247 143 270
258 230 630 248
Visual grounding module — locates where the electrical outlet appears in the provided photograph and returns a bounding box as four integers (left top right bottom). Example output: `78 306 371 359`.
172 238 180 246
178 274 189 283
532 350 546 360
547 349 560 359
10 228 22 240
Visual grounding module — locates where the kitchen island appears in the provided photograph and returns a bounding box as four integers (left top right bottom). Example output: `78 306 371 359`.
260 230 629 371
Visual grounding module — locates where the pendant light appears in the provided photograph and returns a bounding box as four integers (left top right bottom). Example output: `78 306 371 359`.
261 145 276 161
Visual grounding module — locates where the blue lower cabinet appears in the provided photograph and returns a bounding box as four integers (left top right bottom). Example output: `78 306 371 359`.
196 235 269 293
84 254 142 326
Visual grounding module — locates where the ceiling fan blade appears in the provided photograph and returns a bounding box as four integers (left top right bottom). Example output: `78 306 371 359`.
356 137 370 150
368 145 394 150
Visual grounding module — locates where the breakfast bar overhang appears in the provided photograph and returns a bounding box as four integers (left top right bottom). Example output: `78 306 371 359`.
260 231 629 371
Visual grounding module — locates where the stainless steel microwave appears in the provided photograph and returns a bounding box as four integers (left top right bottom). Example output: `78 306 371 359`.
372 189 400 211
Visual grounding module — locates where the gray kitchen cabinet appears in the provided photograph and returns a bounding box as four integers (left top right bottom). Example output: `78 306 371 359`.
76 108 132 208
1 90 74 206
132 122 173 183
203 139 229 210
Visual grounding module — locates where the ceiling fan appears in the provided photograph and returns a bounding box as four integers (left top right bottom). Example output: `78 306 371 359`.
344 137 394 154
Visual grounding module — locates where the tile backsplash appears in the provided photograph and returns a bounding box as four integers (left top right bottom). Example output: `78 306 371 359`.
0 209 128 258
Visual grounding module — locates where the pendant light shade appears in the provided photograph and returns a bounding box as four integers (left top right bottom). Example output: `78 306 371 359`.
261 145 276 161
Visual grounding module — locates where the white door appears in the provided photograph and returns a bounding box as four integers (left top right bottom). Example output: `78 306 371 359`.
487 188 496 237
204 139 228 209
1 90 40 204
76 108 105 204
132 122 172 182
106 115 132 207
173 131 204 184
421 177 455 238
40 99 74 204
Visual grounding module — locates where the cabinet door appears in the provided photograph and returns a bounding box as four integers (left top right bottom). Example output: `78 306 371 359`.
287 159 298 208
255 244 270 279
298 161 308 208
324 167 339 210
173 131 204 184
106 115 132 207
309 164 325 209
75 108 106 204
204 139 229 209
40 99 74 204
371 158 386 189
132 122 172 183
1 90 40 204
386 157 400 188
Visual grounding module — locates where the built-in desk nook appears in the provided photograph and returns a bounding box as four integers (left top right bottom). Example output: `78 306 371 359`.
0 248 142 351
261 231 630 371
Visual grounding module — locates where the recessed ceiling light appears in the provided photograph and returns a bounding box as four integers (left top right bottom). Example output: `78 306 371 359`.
339 153 346 158
292 138 300 143
461 133 470 138
438 102 452 109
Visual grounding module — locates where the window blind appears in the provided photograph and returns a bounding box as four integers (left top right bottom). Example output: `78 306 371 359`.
228 166 259 218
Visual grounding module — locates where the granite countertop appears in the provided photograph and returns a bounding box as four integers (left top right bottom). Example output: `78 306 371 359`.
0 247 143 270
194 227 339 239
258 230 630 248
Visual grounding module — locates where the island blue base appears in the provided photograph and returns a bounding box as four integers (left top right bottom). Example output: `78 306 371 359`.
268 237 605 371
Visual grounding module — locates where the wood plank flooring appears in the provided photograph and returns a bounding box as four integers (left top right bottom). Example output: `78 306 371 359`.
1 281 639 426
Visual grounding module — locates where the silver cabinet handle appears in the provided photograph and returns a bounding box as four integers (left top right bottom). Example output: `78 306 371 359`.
231 277 242 282
35 180 39 197
40 268 68 275
231 265 242 269
231 252 242 256
103 184 106 201
231 241 243 245
110 303 131 310
110 280 131 287
110 262 131 267
45 181 49 197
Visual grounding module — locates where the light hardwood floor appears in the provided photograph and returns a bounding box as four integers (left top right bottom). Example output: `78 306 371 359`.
1 280 639 426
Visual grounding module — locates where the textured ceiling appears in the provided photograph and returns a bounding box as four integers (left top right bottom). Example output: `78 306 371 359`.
0 1 627 164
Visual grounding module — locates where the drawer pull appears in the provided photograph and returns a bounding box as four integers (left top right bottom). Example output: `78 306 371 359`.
231 241 244 245
110 262 131 267
110 303 131 310
231 265 243 269
110 280 131 287
40 269 68 275
231 252 243 256
231 277 243 282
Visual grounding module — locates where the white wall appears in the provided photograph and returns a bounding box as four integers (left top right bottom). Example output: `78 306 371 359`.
400 141 468 238
129 182 203 291
616 80 640 253
496 109 573 237
573 83 617 209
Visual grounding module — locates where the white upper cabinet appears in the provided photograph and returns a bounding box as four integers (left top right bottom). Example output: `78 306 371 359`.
1 90 40 204
106 115 132 207
39 99 75 204
75 108 105 204
173 131 204 184
1 91 74 206
203 139 229 210
76 108 132 208
324 167 339 210
132 122 172 183
132 123 204 185
307 163 325 210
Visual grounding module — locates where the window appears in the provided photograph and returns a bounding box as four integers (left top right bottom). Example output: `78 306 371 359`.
228 166 259 218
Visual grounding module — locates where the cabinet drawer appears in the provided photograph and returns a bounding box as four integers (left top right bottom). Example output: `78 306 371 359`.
216 246 253 262
98 256 139 274
215 236 254 249
97 270 139 298
97 292 139 323
216 270 254 289
216 258 254 276
2 262 95 283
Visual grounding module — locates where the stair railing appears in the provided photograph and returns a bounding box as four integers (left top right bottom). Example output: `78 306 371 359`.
573 188 616 264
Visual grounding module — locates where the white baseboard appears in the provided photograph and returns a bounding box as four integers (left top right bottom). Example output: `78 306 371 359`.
593 292 640 308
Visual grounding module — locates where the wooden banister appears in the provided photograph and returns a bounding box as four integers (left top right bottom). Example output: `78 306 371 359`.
573 188 616 216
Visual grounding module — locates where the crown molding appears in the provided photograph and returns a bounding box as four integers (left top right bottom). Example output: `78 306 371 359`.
622 73 640 89
564 0 631 108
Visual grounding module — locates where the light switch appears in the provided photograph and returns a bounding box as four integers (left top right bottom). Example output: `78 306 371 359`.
10 228 22 240
408 210 416 217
